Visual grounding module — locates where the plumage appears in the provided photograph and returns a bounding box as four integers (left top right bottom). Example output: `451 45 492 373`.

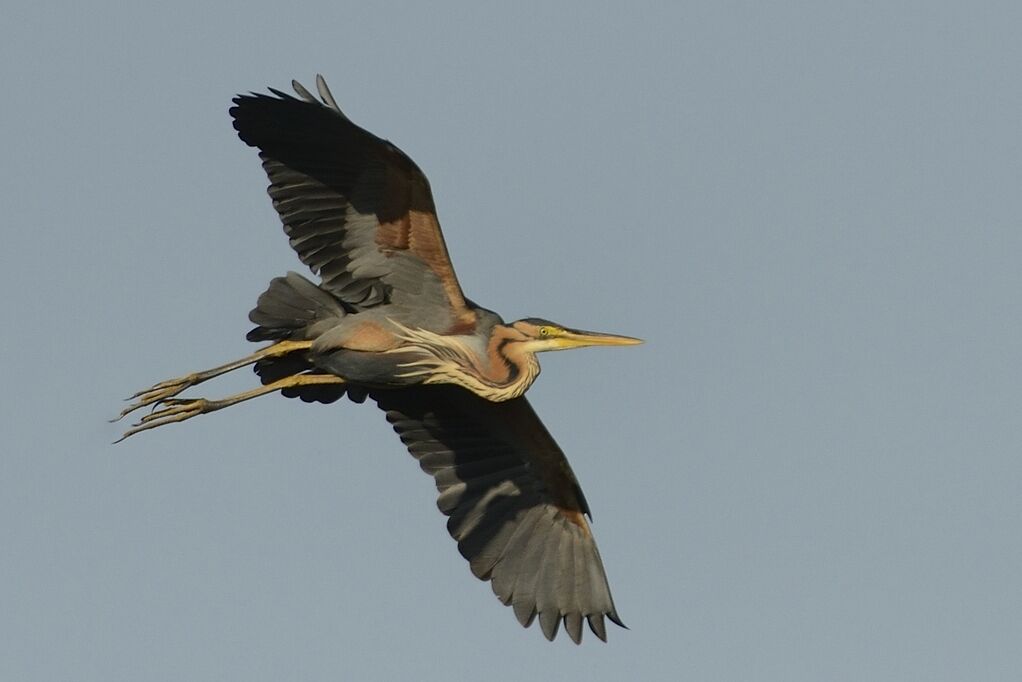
116 76 641 643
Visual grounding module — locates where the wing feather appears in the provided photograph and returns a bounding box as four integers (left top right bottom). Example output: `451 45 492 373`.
230 78 475 331
372 385 623 643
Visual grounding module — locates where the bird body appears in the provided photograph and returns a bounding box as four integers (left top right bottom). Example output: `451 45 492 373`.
116 76 641 643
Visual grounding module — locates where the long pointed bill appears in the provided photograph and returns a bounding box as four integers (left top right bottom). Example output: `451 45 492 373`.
553 328 644 350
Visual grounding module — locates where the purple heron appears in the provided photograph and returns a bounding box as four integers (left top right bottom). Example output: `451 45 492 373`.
116 76 642 643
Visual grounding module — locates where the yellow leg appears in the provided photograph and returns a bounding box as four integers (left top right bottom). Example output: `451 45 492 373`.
114 339 314 421
114 372 346 442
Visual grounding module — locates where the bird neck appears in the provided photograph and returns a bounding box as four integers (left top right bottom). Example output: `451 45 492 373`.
483 325 542 400
385 320 540 401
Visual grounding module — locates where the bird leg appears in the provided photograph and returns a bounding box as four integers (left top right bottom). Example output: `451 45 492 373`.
114 372 346 442
114 339 314 421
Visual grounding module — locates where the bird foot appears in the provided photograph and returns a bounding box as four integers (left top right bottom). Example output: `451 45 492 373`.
114 397 217 443
114 374 202 422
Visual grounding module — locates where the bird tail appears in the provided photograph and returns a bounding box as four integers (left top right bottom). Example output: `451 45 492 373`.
248 272 357 404
247 271 347 342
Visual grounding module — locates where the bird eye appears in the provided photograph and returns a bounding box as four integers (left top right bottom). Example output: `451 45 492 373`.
540 327 550 336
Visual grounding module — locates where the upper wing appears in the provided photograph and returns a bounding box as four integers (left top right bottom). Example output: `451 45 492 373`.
230 76 475 332
371 385 624 643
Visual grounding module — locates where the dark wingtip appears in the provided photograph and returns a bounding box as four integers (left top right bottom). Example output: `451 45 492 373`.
291 79 317 104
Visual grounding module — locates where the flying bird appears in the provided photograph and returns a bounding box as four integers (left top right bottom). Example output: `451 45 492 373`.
116 76 642 643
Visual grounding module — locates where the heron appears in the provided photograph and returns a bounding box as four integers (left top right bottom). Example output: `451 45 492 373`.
115 76 642 644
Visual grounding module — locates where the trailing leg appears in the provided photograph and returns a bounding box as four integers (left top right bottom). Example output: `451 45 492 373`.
114 372 346 442
114 339 313 421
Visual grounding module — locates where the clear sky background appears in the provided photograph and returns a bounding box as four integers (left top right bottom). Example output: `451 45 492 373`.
3 2 1020 680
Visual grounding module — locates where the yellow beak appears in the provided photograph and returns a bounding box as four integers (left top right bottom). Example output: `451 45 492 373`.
552 328 644 350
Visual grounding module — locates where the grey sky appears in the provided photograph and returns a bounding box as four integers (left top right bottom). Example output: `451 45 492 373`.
3 2 1020 680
